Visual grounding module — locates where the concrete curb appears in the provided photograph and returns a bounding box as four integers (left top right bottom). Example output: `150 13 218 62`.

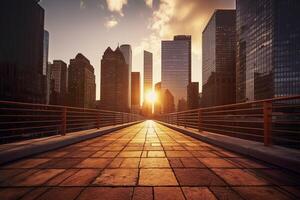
157 121 300 174
0 121 143 165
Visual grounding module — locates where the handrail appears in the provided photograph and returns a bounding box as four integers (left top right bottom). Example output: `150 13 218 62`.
0 101 144 143
156 96 300 149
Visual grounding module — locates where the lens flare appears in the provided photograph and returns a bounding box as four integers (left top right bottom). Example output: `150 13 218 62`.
145 91 157 103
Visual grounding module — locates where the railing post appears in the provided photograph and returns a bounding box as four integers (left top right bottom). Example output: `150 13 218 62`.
263 101 272 146
177 113 179 126
198 110 202 132
61 107 67 136
184 113 187 128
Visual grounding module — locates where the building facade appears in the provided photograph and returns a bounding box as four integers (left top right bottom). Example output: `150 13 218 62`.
143 50 153 115
0 0 45 103
49 60 68 105
154 82 162 115
236 0 300 102
202 10 236 107
161 35 191 112
131 72 140 114
120 45 132 109
187 82 199 110
100 47 129 112
43 30 50 104
68 54 96 108
163 89 175 114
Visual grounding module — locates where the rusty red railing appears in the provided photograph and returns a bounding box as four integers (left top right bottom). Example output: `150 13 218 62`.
0 101 144 143
157 96 300 149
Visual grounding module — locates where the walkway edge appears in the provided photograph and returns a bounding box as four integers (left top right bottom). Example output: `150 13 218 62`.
0 121 143 165
157 121 300 174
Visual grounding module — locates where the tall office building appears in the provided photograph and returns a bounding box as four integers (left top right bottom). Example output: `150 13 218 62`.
68 54 96 108
161 35 191 112
236 0 300 102
100 47 129 112
120 44 132 109
187 82 199 109
143 50 153 115
49 60 68 105
0 0 45 103
131 72 140 114
163 89 175 114
43 30 50 104
202 10 236 107
154 82 162 115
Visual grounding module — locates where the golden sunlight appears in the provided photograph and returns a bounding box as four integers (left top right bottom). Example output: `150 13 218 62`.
145 90 157 104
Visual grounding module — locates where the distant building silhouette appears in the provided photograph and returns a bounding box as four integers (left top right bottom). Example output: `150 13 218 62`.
143 50 153 116
0 0 45 103
202 10 236 107
43 30 50 104
120 44 132 109
154 82 162 115
100 47 129 112
131 72 140 114
68 54 96 108
49 60 68 105
187 82 199 109
177 98 187 112
161 35 191 112
236 0 300 101
163 89 175 114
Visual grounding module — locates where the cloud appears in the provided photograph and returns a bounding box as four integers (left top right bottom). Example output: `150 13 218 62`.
104 17 119 29
106 0 128 16
80 0 86 9
145 0 153 8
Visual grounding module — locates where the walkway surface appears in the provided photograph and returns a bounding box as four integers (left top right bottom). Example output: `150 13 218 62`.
0 121 299 200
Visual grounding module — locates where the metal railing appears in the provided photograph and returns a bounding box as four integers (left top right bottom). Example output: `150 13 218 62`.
157 96 300 149
0 101 144 143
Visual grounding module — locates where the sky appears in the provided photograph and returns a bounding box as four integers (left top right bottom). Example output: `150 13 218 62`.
40 0 235 100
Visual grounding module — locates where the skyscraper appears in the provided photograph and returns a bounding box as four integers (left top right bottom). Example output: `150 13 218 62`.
236 0 300 102
100 47 129 112
143 50 153 115
49 60 68 105
187 82 199 109
163 89 175 114
0 0 45 103
120 44 132 109
202 10 236 107
43 30 50 104
154 82 162 115
161 35 191 112
131 72 140 114
68 54 96 108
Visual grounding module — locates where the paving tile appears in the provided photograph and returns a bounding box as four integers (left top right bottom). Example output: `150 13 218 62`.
75 158 111 168
199 158 238 168
45 169 79 186
107 158 123 168
233 186 291 200
20 187 49 200
66 151 94 158
120 158 140 168
210 187 243 200
60 169 100 186
174 168 226 186
182 187 217 200
165 151 193 158
168 158 184 168
91 151 106 157
139 169 178 186
213 169 269 186
281 186 300 198
13 169 64 186
37 151 69 158
36 187 82 200
4 159 50 169
228 158 270 169
93 169 138 186
252 169 300 186
132 187 153 200
147 151 165 157
44 158 83 169
190 151 219 158
118 151 142 157
0 169 26 182
101 151 119 157
0 188 31 200
77 187 133 200
154 187 185 200
180 158 206 168
140 158 170 168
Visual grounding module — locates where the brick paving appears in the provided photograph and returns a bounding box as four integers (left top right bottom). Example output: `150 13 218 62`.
0 121 300 200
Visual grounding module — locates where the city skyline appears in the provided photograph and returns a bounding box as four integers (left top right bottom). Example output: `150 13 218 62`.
40 0 236 100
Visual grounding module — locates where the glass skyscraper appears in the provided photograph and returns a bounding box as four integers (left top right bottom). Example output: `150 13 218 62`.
161 35 191 112
236 0 300 102
120 44 132 109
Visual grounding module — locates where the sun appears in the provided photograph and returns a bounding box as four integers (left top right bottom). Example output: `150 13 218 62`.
145 90 157 103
